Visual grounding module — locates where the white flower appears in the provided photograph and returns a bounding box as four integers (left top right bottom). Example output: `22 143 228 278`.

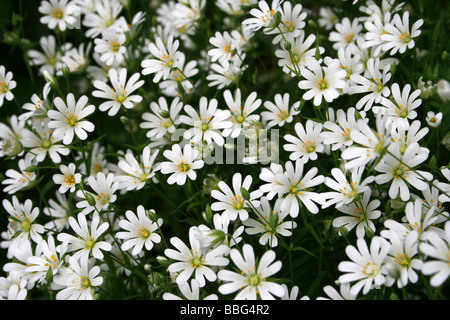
82 0 123 38
94 29 126 66
362 10 392 57
0 271 28 300
47 93 95 145
338 236 391 296
373 83 422 130
163 279 218 300
382 199 440 241
341 111 392 170
437 168 450 203
275 32 321 77
206 56 246 90
329 17 362 51
273 159 325 217
380 11 423 55
318 7 339 31
383 230 423 288
140 96 183 139
211 172 262 222
322 107 361 151
374 142 432 201
217 243 284 300
43 192 71 232
193 214 244 250
242 0 283 32
61 43 91 74
159 54 198 96
420 221 450 287
3 196 44 249
2 158 36 194
265 2 307 44
21 118 70 163
39 0 79 31
390 119 428 153
425 111 443 128
172 0 206 32
52 163 82 193
280 284 300 300
261 93 300 128
24 235 67 285
0 65 16 108
322 167 374 209
258 162 284 200
0 115 27 159
54 255 103 300
349 57 392 111
222 89 261 138
283 119 324 164
93 68 144 116
57 212 112 260
317 283 357 300
141 36 183 83
164 227 229 287
160 143 204 186
116 205 162 256
115 146 159 191
334 46 365 93
20 82 52 121
298 58 347 106
180 97 232 147
332 189 381 238
208 31 238 63
243 197 296 247
28 35 70 76
75 172 119 215
436 79 450 103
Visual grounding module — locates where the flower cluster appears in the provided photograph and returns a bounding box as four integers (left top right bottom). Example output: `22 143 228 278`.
0 0 449 301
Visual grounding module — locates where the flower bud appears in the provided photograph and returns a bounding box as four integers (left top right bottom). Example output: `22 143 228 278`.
120 116 129 125
23 165 39 173
61 63 71 78
158 109 171 119
202 203 213 223
284 41 292 51
43 70 58 89
339 226 349 238
146 209 159 223
240 187 250 201
85 192 96 206
365 226 375 239
156 256 170 267
45 268 54 284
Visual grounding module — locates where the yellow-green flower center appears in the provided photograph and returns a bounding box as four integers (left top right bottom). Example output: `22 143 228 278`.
41 139 52 149
65 174 76 185
115 94 126 103
137 227 151 239
110 42 121 53
363 262 380 278
51 8 64 20
0 82 9 94
303 140 316 153
178 161 191 172
394 252 411 268
395 105 409 118
85 237 95 249
66 114 78 127
20 220 32 232
231 195 245 210
317 78 328 91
